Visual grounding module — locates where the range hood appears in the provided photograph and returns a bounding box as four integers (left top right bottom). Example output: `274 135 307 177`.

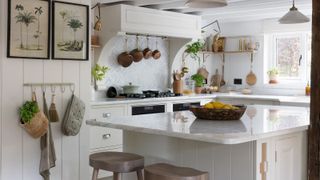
98 4 202 39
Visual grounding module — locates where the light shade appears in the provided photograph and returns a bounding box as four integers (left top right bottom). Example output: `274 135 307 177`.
185 0 227 8
279 2 310 24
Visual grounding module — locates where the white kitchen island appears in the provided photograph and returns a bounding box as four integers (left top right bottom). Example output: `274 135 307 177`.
87 105 309 180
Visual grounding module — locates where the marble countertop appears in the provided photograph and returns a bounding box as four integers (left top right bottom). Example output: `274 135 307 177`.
86 105 309 144
91 93 310 106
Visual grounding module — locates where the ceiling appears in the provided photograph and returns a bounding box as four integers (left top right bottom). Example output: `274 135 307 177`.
92 0 312 23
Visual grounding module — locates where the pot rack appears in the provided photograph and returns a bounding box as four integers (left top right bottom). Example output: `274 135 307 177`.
119 32 169 40
23 83 75 93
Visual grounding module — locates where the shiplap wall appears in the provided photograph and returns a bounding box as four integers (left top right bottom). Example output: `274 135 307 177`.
0 0 91 180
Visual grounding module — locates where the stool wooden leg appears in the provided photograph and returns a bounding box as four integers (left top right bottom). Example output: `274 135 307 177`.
92 168 99 180
137 169 143 180
113 172 121 180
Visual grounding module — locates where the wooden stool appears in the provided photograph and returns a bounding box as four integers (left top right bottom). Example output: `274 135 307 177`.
90 152 144 180
144 163 208 180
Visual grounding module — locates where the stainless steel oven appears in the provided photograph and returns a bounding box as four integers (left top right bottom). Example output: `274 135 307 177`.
131 105 166 115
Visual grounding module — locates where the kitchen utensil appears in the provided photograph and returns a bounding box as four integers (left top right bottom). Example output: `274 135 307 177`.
143 36 153 59
117 37 133 68
49 93 59 122
246 53 257 86
122 83 140 94
130 36 143 62
190 105 247 121
211 69 221 88
197 53 209 79
152 39 161 60
220 54 226 86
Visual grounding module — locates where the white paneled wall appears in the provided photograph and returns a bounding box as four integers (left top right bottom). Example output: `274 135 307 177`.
0 0 91 180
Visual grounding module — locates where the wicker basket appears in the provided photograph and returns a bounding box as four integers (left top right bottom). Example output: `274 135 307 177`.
190 105 247 121
21 111 49 139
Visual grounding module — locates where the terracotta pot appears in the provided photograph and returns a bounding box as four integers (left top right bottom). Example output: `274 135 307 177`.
268 74 278 84
173 80 183 95
194 87 202 94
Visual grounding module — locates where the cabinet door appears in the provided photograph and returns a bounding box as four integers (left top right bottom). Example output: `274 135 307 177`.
274 136 298 180
90 105 126 150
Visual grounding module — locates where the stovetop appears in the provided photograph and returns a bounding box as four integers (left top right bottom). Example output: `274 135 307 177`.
120 90 179 99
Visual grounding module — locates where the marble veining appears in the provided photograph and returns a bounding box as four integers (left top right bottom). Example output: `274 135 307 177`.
86 105 309 144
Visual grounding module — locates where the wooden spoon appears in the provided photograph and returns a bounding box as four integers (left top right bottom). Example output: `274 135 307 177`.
220 54 226 86
246 53 257 86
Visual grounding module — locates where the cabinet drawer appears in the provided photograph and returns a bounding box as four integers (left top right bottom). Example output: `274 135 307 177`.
90 127 122 150
90 105 126 150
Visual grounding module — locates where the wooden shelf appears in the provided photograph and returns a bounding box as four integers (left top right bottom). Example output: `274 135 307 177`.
91 45 101 48
200 50 256 55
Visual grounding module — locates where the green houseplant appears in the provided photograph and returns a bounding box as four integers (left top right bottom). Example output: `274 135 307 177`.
185 40 204 68
191 74 205 94
92 64 109 90
267 67 279 84
20 101 39 124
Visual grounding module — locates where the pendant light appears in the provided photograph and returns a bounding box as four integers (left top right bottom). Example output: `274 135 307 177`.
279 0 310 24
185 0 227 8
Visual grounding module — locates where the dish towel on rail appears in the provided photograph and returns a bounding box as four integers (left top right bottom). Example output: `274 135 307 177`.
40 92 56 180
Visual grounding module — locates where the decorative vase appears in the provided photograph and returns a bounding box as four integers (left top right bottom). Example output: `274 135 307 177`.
194 87 202 94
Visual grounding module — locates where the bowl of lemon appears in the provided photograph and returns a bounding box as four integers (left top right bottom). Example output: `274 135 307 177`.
190 101 246 121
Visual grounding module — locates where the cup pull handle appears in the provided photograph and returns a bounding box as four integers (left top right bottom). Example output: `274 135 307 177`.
103 113 111 118
102 134 111 139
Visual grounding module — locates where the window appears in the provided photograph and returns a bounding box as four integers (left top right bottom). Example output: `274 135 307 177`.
269 32 311 83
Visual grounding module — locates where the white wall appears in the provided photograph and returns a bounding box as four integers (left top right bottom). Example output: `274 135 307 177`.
95 35 170 91
172 19 311 95
0 0 91 180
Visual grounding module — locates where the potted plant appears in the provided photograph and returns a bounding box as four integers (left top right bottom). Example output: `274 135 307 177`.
92 64 109 90
267 68 279 84
19 99 48 138
185 40 204 68
191 74 205 94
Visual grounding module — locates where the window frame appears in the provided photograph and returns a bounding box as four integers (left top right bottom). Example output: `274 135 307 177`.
270 32 309 83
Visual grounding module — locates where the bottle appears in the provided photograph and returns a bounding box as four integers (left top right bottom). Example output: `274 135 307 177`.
305 81 311 96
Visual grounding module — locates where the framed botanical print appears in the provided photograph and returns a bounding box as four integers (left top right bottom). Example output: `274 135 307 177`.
52 1 89 61
7 0 50 59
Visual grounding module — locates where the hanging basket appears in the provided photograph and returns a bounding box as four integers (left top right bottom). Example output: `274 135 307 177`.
21 111 49 139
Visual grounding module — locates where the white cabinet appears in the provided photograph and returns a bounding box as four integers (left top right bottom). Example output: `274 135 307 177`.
89 104 127 179
256 132 307 180
89 105 127 151
100 4 201 39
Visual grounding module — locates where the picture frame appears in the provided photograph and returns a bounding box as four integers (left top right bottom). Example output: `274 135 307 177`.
52 1 89 61
7 0 50 59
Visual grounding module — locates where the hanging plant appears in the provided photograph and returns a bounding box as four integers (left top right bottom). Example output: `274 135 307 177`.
185 40 204 68
92 64 109 81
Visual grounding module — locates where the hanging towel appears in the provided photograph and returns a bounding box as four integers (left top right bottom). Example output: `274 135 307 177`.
40 92 56 180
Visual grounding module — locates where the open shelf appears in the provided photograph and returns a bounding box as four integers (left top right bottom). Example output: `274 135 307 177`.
200 50 256 55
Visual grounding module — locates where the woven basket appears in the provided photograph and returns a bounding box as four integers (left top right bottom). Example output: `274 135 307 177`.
190 105 247 121
21 111 49 139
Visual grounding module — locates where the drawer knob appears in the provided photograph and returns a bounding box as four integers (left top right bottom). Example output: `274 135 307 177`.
102 113 111 118
102 134 111 139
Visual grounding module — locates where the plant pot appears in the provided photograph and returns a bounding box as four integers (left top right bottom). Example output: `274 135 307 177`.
173 80 183 95
21 112 49 139
268 74 278 84
194 87 202 94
